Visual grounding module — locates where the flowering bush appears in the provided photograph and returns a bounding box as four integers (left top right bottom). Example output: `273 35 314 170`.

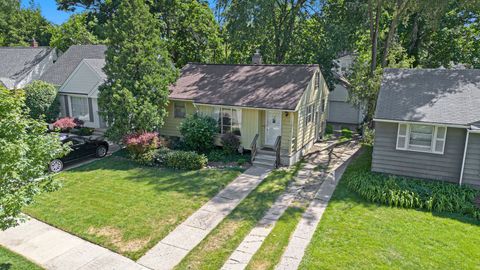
53 117 76 132
123 132 162 164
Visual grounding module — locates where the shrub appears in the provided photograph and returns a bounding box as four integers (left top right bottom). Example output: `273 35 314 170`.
221 132 240 154
53 117 76 132
325 124 334 134
73 118 84 128
72 127 94 136
340 127 353 139
237 158 247 166
207 149 225 162
123 132 160 163
24 80 60 122
179 114 217 153
163 150 207 170
343 148 480 220
361 125 375 146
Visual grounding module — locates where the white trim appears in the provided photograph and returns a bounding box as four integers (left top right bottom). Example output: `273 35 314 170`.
459 130 470 185
395 123 447 155
374 118 469 129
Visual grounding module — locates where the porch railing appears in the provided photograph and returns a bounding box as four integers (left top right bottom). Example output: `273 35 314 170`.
274 135 281 168
250 134 259 163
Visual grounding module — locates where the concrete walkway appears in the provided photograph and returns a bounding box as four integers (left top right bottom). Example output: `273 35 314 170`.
137 166 272 270
0 217 147 270
275 143 361 270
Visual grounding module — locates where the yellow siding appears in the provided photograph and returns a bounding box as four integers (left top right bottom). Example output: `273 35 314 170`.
281 112 294 154
160 101 196 137
241 108 259 149
295 71 329 151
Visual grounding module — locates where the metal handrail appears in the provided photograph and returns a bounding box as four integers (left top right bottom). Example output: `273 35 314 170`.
274 135 281 168
251 134 259 163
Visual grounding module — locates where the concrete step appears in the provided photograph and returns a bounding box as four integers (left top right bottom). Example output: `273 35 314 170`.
253 159 275 169
257 149 276 156
255 154 276 162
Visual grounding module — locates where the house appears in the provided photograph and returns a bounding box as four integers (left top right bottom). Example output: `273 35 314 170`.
48 48 329 166
41 45 107 128
372 68 480 187
0 45 56 89
167 59 329 166
327 54 364 129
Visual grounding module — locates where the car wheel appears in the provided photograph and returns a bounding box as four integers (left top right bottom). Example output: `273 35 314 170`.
96 145 108 158
49 159 64 173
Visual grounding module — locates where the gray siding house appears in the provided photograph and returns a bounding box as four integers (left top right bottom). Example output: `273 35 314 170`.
373 68 480 187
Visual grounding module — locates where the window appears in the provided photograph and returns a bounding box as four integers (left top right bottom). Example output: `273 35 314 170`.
70 96 89 121
213 107 241 136
305 104 314 125
174 102 186 118
396 123 447 154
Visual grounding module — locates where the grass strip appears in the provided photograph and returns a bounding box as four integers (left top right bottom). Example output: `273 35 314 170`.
0 246 43 270
175 163 302 270
246 206 305 270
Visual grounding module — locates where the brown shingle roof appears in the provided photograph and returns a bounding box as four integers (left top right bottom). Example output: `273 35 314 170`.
169 63 319 110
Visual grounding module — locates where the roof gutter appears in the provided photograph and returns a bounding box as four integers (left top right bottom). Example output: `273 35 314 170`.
373 118 469 129
459 126 480 185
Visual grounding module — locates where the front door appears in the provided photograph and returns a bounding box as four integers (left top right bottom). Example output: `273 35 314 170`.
265 110 282 146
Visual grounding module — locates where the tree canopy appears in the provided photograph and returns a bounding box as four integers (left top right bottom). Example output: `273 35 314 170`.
97 0 178 141
0 87 69 230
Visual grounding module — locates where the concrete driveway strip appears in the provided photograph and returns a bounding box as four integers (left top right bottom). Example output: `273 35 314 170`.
0 217 147 270
137 166 272 270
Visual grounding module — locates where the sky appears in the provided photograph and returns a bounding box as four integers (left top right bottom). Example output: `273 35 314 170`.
21 0 217 25
21 0 82 25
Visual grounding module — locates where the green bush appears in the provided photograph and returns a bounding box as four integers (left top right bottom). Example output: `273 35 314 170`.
23 81 60 122
72 127 95 136
163 150 208 170
221 132 240 154
340 127 353 139
237 158 247 166
343 148 480 220
361 125 375 146
179 114 217 153
325 124 334 134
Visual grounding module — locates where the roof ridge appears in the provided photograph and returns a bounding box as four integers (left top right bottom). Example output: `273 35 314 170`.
186 62 319 67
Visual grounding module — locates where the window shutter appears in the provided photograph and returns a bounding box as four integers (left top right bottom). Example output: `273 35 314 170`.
88 98 94 122
396 123 408 150
433 126 447 154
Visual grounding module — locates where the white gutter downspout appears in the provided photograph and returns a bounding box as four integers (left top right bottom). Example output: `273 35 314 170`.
459 129 471 186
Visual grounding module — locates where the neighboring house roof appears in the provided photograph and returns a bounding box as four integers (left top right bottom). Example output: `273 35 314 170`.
41 45 106 85
58 59 106 98
169 63 319 110
0 47 54 89
375 68 480 126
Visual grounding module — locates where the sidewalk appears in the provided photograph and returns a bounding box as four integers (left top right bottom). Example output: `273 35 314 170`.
137 166 272 270
0 217 147 270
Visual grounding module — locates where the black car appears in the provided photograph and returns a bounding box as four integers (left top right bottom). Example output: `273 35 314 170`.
49 134 109 173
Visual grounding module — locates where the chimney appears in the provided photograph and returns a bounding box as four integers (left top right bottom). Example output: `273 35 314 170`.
252 49 262 65
31 37 38 48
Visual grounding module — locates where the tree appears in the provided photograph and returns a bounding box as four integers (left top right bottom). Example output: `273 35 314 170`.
0 1 53 46
98 0 178 142
23 81 60 123
0 87 69 230
50 13 100 52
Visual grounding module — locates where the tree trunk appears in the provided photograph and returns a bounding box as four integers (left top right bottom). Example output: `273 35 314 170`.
370 0 382 75
381 0 410 67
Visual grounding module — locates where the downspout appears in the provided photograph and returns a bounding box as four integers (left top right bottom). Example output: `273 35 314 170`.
459 129 471 186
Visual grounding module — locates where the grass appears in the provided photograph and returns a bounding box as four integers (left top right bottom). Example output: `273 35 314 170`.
24 156 241 260
246 206 305 270
0 246 43 270
174 163 302 270
299 148 480 269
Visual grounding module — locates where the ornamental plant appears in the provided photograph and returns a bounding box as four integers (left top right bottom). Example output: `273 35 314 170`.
123 131 161 163
179 114 217 153
24 80 60 122
221 132 240 154
53 117 76 132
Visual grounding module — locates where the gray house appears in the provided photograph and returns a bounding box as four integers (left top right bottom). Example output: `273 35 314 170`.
40 45 107 128
0 46 56 89
373 68 480 187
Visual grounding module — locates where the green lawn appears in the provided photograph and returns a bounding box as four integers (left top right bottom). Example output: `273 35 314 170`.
246 206 304 270
24 156 241 260
0 246 42 270
299 148 480 269
175 164 301 270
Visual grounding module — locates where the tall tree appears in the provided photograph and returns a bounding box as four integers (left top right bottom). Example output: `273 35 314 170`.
0 87 69 230
98 0 178 141
50 13 100 52
0 1 53 46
